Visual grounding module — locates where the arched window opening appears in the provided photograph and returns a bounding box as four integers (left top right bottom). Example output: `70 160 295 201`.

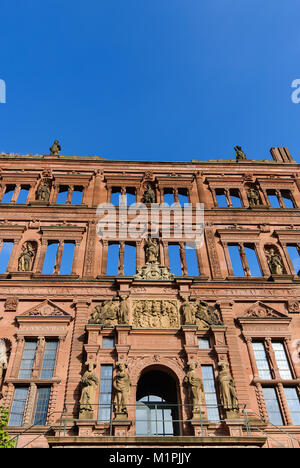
136 370 180 436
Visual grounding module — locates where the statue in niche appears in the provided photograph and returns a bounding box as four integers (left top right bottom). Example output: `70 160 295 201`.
266 247 284 275
36 179 51 203
181 297 195 325
49 139 61 155
79 362 99 419
234 145 247 161
18 241 36 272
247 187 261 207
183 361 204 418
0 339 8 388
113 361 131 419
142 183 156 204
118 296 129 324
217 362 238 412
144 237 159 263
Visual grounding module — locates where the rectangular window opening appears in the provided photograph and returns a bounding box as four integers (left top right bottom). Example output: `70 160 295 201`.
168 244 182 276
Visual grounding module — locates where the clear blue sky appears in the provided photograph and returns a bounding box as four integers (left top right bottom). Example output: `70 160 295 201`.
0 0 300 162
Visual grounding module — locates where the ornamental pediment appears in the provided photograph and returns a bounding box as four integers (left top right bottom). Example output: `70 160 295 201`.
240 301 288 319
17 300 72 319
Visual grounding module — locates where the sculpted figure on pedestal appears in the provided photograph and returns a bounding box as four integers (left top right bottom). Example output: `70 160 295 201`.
49 139 61 155
234 145 247 161
217 362 238 412
266 247 284 275
145 237 159 263
79 362 99 419
247 188 261 207
0 339 8 388
181 298 195 325
113 362 131 419
18 241 36 272
183 361 204 418
36 179 51 203
142 184 156 204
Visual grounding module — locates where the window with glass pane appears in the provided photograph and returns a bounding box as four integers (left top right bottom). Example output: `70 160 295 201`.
201 366 220 422
41 341 58 379
98 365 113 422
198 338 210 349
252 342 272 380
272 342 292 380
284 388 300 425
19 341 37 379
136 395 174 436
102 337 114 349
33 387 51 425
262 387 284 425
9 387 29 426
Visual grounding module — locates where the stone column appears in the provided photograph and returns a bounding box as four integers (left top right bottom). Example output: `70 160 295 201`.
65 298 91 418
35 239 48 274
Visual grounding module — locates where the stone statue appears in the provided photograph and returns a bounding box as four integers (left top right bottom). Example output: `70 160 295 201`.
266 248 284 275
36 179 51 203
79 362 99 419
183 361 204 418
144 237 159 263
0 339 8 388
217 362 238 412
234 145 247 161
118 296 129 324
113 361 131 419
247 188 260 207
50 139 61 155
18 241 36 272
142 184 156 204
181 298 195 325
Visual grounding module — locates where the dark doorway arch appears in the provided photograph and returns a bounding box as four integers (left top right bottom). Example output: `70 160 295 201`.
136 369 180 436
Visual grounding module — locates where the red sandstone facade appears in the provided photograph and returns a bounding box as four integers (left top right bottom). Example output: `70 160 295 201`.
0 146 300 448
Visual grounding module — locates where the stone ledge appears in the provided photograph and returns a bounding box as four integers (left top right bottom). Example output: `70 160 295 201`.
46 435 267 448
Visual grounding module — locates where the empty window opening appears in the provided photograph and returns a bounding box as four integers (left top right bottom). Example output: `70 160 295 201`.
124 243 136 275
168 244 182 276
71 186 83 205
286 245 300 275
178 189 189 207
56 186 68 205
60 242 75 275
0 241 14 273
42 242 59 275
111 188 122 206
16 186 30 204
216 189 228 208
106 243 120 275
230 189 242 208
1 185 15 203
185 245 199 276
164 189 175 206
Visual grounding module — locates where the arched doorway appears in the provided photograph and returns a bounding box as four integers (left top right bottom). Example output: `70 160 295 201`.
136 369 180 436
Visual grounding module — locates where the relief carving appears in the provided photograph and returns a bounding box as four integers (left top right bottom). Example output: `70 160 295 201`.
89 296 130 327
132 300 179 328
181 298 223 328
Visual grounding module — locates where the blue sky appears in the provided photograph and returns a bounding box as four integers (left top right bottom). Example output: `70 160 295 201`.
0 0 300 162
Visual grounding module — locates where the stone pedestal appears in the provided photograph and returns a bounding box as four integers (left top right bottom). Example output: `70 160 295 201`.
190 418 210 437
111 420 132 437
225 418 245 437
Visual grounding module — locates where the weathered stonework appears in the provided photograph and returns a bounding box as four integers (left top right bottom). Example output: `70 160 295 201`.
0 147 299 449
